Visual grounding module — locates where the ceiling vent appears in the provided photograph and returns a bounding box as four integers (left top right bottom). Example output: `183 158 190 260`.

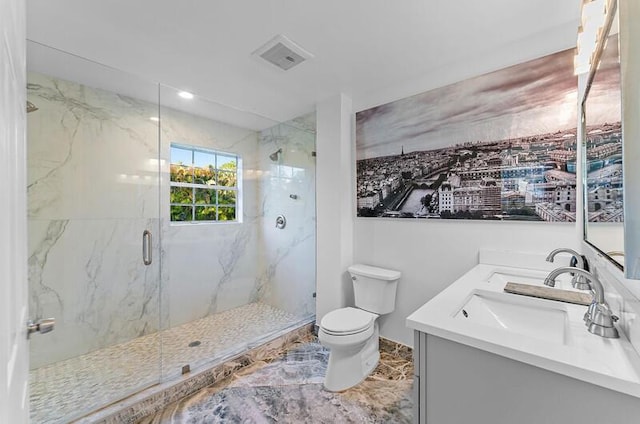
252 34 314 71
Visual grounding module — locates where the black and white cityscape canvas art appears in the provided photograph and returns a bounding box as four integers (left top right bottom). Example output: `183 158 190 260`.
356 48 578 221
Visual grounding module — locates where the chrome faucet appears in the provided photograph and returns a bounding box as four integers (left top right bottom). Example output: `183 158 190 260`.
544 267 619 338
545 248 591 290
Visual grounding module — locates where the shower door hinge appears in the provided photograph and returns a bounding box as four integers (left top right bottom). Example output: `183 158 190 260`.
26 318 55 339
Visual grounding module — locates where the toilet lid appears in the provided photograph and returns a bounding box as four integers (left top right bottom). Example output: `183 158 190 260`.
321 307 376 335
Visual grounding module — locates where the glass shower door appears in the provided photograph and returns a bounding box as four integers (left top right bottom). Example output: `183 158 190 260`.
158 85 316 380
26 42 162 424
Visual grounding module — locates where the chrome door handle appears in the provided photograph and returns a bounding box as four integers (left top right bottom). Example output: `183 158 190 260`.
27 318 55 339
143 230 152 265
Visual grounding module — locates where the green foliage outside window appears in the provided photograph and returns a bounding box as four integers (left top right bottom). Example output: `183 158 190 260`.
170 145 239 222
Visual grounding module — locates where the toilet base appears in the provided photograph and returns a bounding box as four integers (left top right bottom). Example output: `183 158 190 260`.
320 323 380 392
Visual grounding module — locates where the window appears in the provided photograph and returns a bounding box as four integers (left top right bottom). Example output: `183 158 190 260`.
170 143 240 223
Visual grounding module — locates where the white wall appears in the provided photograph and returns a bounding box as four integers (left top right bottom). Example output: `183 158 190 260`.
314 29 581 347
352 2 640 348
316 94 355 323
355 220 576 345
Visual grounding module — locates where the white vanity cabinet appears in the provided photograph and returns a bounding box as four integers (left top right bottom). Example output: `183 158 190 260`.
412 331 640 424
407 250 640 424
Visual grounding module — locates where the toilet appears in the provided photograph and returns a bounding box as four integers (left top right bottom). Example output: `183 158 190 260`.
319 264 401 392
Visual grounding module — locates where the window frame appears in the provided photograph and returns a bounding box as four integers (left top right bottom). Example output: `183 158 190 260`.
169 143 242 224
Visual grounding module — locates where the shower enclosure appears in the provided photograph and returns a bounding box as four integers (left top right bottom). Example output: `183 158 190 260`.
27 43 316 424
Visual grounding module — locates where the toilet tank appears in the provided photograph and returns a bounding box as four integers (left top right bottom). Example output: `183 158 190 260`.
348 264 401 314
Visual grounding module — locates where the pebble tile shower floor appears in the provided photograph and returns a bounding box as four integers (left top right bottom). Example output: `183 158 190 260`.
30 303 301 424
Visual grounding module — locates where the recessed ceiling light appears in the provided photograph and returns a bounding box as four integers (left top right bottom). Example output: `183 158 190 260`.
178 91 194 100
149 117 160 122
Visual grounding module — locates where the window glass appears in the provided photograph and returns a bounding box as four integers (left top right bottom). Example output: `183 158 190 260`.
218 190 236 205
217 154 236 169
171 186 192 204
217 171 236 187
217 207 235 221
170 143 240 223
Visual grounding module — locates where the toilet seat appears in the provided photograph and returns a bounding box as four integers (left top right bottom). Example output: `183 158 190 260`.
320 307 378 336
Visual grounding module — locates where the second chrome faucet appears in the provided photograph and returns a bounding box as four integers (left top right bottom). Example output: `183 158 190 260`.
545 247 591 290
544 265 619 339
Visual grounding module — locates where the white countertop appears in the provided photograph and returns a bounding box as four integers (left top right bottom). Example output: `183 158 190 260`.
406 259 640 398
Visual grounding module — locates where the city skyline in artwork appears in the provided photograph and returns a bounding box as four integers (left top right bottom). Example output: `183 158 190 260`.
355 47 580 222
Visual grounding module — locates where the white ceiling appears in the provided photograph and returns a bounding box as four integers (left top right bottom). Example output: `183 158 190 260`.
26 0 581 125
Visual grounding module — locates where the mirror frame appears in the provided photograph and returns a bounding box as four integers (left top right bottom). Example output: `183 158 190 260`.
580 0 625 273
618 0 640 279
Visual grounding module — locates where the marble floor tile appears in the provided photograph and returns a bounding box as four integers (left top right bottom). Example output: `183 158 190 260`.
138 339 413 424
30 302 303 424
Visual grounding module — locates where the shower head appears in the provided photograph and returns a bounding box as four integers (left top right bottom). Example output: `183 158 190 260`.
269 148 282 162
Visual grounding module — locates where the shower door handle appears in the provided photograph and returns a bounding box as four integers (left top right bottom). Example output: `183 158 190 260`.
142 230 152 265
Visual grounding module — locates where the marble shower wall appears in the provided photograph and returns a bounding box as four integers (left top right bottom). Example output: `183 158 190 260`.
160 103 317 329
159 92 262 329
28 73 317 370
257 113 317 318
27 72 162 369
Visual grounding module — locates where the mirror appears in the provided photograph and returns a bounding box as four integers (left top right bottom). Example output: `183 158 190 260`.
580 0 640 278
582 3 623 270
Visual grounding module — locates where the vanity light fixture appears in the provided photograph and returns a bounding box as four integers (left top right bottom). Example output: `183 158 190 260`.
178 91 194 100
149 116 160 122
574 0 610 75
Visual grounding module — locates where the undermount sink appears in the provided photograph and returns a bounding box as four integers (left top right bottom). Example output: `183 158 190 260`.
454 290 569 345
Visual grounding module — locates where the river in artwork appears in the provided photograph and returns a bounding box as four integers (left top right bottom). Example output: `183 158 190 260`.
398 188 434 215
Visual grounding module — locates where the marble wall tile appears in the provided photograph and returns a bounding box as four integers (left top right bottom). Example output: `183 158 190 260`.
258 113 317 318
26 69 318 424
27 71 163 369
27 73 263 369
28 218 162 368
158 99 262 329
159 108 317 331
27 73 318 384
27 72 160 221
